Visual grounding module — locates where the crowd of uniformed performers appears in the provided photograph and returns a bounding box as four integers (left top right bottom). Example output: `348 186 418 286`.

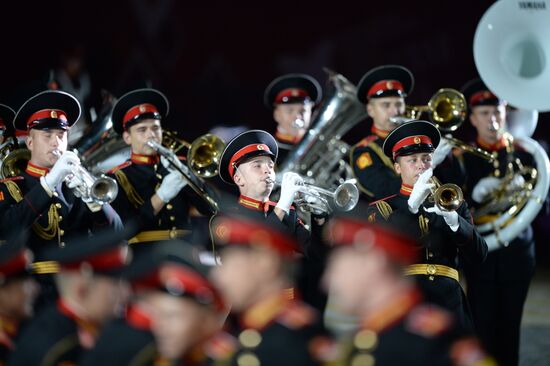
0 63 544 366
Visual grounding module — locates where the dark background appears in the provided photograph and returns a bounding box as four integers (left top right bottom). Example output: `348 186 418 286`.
2 0 549 261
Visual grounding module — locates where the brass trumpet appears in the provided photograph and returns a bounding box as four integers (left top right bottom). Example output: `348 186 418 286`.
428 176 464 212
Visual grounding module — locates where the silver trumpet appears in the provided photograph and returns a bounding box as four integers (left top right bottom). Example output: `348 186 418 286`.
268 176 359 213
52 150 118 204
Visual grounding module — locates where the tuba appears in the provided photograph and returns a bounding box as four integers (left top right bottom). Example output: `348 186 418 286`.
277 68 368 189
473 136 550 251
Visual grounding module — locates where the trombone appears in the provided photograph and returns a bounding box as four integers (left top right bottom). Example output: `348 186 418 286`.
147 134 224 215
392 88 497 162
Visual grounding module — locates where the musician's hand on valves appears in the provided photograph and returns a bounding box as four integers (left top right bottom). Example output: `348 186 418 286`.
432 137 452 168
305 194 325 216
275 172 303 214
424 206 459 232
156 171 187 203
408 168 435 214
43 151 81 191
472 176 501 203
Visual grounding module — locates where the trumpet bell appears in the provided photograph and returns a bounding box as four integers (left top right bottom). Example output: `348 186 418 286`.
333 181 359 212
434 183 464 212
91 176 119 204
474 0 550 111
188 134 225 178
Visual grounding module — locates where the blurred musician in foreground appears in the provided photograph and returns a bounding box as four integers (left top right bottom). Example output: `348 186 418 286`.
209 215 329 366
0 237 39 364
322 216 495 366
81 241 225 365
264 73 322 163
460 78 537 366
365 120 487 330
216 129 328 310
7 228 129 366
350 65 453 202
108 88 212 257
0 90 121 310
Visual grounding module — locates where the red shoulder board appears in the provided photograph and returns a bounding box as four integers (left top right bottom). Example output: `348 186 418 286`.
368 194 397 206
203 331 238 360
0 176 24 184
277 301 317 329
405 304 453 338
107 161 132 174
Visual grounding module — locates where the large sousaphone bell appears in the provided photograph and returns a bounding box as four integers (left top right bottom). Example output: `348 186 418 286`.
474 0 550 112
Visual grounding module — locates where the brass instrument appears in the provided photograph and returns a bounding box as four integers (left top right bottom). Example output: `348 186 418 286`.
391 88 467 130
52 150 118 204
162 131 225 178
428 176 464 212
270 176 359 214
0 142 31 179
277 68 368 190
146 139 220 215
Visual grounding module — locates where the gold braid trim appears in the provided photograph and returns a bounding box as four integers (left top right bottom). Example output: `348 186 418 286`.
367 140 396 170
419 214 430 237
114 170 144 208
32 205 59 240
4 180 23 202
375 201 393 221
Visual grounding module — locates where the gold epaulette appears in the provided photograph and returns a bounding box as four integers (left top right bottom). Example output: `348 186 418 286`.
2 179 23 203
374 200 393 221
114 169 144 208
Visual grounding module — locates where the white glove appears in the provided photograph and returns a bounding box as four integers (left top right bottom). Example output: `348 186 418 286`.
156 171 187 203
472 176 501 203
43 151 81 191
432 138 452 167
275 172 303 214
160 155 188 174
424 206 459 232
408 168 435 214
304 194 325 216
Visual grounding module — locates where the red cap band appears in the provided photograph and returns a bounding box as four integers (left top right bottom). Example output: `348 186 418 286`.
367 79 405 98
326 218 417 264
392 135 432 158
228 143 271 178
61 247 127 272
133 264 225 312
0 251 30 277
213 217 298 258
469 90 499 107
122 103 160 129
274 88 309 104
26 109 68 130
